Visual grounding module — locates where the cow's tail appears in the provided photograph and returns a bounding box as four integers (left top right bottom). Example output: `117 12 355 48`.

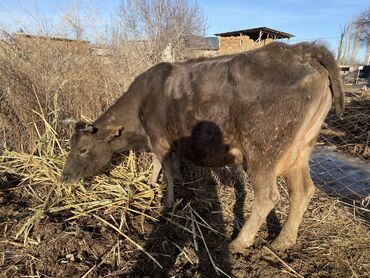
299 43 345 116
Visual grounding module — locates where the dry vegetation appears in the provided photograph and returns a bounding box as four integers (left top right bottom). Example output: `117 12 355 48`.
0 33 126 152
0 132 369 276
0 0 369 277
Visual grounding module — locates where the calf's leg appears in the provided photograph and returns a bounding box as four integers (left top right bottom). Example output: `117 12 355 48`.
231 167 280 252
147 135 179 207
272 157 315 250
149 154 162 185
160 155 181 208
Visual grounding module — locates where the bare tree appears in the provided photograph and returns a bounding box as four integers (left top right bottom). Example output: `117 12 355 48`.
337 24 348 64
342 21 355 64
58 0 100 40
115 0 205 63
350 21 362 64
338 7 370 65
105 0 205 84
356 7 370 64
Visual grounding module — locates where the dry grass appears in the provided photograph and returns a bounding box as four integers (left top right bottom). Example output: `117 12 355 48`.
0 112 161 240
0 112 166 275
0 32 141 152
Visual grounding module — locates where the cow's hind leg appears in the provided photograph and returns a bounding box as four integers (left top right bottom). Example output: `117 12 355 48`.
272 150 315 250
231 166 280 253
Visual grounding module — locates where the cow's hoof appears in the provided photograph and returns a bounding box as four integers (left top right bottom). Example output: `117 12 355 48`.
230 239 251 255
271 237 295 251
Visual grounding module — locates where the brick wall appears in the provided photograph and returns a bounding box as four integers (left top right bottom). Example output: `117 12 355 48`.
219 35 274 55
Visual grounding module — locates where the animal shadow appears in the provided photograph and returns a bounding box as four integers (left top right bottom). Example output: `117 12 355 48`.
129 121 237 276
128 121 284 276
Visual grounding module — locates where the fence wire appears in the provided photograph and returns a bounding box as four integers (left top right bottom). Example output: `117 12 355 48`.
310 88 370 215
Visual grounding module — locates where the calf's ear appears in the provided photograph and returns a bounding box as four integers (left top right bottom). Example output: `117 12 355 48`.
105 125 123 142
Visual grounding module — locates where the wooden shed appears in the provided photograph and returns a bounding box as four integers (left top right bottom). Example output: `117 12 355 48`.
215 26 294 55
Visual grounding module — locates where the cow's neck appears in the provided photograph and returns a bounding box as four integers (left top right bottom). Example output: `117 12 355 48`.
94 93 140 127
94 85 147 152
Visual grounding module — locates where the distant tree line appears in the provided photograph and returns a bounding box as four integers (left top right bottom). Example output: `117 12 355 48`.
337 7 370 65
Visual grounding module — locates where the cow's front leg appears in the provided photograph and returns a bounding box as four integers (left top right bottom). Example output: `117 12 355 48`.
148 135 180 207
149 154 162 185
150 151 180 208
161 155 181 207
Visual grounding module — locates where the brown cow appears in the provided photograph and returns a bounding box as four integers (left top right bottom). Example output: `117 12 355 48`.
62 42 344 252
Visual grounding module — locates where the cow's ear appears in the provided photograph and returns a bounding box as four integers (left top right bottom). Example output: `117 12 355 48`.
105 125 123 141
75 121 98 134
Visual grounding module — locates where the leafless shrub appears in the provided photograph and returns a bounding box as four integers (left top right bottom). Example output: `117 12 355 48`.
108 0 206 79
0 33 123 151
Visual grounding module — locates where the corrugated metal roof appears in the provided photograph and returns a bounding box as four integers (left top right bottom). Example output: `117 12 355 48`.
215 27 294 40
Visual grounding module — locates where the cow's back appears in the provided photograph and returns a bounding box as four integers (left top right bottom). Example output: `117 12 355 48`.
140 42 336 167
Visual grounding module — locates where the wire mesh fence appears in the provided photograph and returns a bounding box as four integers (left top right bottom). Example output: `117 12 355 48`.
311 87 370 217
320 89 369 160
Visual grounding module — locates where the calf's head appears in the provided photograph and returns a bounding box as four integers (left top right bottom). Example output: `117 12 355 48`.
62 121 122 183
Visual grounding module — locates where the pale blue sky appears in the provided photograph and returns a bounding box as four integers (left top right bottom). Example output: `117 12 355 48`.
0 0 369 59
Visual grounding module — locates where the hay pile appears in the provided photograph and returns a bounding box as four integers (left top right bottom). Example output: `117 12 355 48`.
0 117 165 274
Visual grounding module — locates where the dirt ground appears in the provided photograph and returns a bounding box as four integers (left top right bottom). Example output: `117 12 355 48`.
1 164 369 278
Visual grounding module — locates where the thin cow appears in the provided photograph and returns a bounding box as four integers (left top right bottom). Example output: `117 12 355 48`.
62 42 344 252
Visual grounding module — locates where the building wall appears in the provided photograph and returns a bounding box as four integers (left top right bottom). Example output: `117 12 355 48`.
218 35 274 55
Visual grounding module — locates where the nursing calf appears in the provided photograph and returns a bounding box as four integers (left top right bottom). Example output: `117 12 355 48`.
62 42 344 251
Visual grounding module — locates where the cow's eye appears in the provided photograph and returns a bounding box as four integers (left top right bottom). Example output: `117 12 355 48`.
79 148 88 155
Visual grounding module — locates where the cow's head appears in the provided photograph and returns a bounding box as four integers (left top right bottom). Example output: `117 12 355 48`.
61 121 123 183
